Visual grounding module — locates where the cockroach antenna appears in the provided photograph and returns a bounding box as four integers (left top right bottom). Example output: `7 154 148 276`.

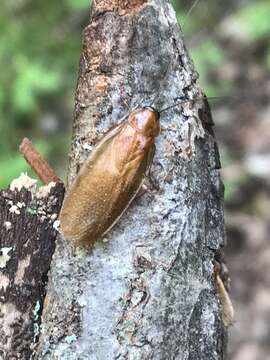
159 95 232 114
147 58 173 108
182 0 201 29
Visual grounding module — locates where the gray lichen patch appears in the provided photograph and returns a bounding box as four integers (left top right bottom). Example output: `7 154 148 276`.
53 219 60 231
9 173 57 202
65 334 77 344
36 182 56 199
9 172 37 192
9 204 21 215
14 255 31 285
0 274 10 291
3 221 12 230
0 247 13 268
183 105 206 153
33 301 41 342
0 303 21 352
16 201 25 208
26 207 38 215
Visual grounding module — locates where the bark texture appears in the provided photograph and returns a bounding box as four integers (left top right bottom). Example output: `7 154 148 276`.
0 176 64 359
37 0 227 359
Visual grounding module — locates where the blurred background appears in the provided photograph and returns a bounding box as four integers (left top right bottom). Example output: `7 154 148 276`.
0 0 269 358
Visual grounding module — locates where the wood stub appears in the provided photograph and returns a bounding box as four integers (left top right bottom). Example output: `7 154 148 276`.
19 138 61 185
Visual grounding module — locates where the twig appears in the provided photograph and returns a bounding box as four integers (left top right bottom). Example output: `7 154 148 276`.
19 137 62 185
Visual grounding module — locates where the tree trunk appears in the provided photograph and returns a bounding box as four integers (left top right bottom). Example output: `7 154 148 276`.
36 0 227 359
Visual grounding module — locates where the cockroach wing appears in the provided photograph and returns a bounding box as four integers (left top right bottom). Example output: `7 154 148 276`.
101 142 155 238
60 121 154 247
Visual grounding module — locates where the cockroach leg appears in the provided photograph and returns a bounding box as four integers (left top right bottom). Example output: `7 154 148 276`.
214 253 231 290
214 259 234 327
136 183 149 198
147 171 160 191
135 183 156 200
145 144 160 191
121 97 131 112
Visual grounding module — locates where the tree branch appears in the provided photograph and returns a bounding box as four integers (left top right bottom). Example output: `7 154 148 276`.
36 1 228 358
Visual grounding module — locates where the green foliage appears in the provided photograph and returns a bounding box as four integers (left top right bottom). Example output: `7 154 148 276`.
175 9 198 34
173 2 230 96
13 56 61 113
237 1 270 69
66 0 91 9
0 141 49 188
224 180 238 201
0 0 91 187
190 42 232 96
0 0 268 190
237 1 270 40
192 42 224 69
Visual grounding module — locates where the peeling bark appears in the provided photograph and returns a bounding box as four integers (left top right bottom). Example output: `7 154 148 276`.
36 0 227 359
0 175 64 359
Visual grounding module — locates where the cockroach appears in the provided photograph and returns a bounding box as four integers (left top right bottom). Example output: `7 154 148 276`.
60 106 160 247
59 94 224 247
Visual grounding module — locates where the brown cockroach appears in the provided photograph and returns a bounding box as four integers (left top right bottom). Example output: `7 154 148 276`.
59 94 225 247
60 106 160 247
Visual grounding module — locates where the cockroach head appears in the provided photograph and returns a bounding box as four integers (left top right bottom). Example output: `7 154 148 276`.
129 107 160 138
145 106 160 119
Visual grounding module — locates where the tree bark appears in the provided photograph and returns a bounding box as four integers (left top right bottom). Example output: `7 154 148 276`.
0 176 64 359
36 0 227 359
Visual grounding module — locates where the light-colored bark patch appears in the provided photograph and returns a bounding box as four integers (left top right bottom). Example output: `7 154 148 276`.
10 172 37 192
14 255 31 285
0 274 10 290
4 221 12 231
0 303 21 350
37 182 56 199
0 247 13 269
